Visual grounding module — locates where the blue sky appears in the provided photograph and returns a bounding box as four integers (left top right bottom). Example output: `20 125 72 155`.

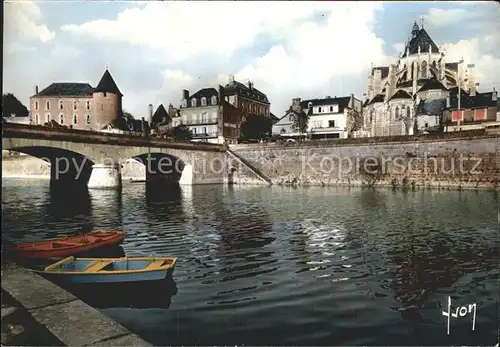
4 1 500 119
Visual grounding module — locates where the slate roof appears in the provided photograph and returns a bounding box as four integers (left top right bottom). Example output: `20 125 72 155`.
445 62 459 71
33 69 122 97
415 99 446 116
224 80 270 104
446 91 498 110
367 94 385 105
151 104 170 125
388 89 412 101
300 96 351 112
372 66 390 79
190 87 219 100
402 24 440 57
34 83 94 97
94 69 123 96
418 78 447 92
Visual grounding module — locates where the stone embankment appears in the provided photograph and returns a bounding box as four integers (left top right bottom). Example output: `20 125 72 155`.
230 131 500 190
2 262 151 346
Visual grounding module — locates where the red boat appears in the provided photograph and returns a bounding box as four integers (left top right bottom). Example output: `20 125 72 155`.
10 230 125 259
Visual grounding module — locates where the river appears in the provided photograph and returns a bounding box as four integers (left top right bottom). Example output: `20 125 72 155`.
2 178 498 346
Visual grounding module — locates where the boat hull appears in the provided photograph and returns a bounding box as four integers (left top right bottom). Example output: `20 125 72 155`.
42 268 174 285
12 230 125 259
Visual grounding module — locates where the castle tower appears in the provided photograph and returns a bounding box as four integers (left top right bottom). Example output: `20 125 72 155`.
92 69 123 130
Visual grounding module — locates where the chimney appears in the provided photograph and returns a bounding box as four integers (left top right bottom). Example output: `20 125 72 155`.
34 85 39 94
248 81 253 90
351 93 355 109
229 75 235 84
218 85 224 104
148 104 153 122
493 88 497 102
182 89 189 100
292 97 301 112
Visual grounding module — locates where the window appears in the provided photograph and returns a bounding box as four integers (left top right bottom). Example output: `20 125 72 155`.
328 120 335 128
202 127 207 134
103 92 107 97
201 97 207 106
201 112 208 123
73 101 77 110
406 106 411 118
101 104 104 111
421 61 428 79
313 121 322 128
425 122 429 128
59 101 64 110
46 101 50 110
73 114 78 125
318 107 322 113
395 107 399 119
46 114 51 122
86 114 91 125
191 98 197 107
211 96 217 105
330 106 333 112
35 101 39 111
182 99 187 108
193 128 197 135
60 114 64 124
370 109 374 122
86 101 90 110
35 114 39 124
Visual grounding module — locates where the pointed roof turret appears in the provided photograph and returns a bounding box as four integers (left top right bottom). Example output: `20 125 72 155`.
151 104 170 125
94 69 123 96
412 21 419 37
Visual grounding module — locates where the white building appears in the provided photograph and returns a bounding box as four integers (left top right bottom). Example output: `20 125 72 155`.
3 114 30 125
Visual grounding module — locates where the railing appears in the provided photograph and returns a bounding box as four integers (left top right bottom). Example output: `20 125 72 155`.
192 132 218 138
174 119 218 126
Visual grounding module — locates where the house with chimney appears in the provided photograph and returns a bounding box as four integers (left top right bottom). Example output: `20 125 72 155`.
173 86 243 144
273 95 362 140
29 69 123 132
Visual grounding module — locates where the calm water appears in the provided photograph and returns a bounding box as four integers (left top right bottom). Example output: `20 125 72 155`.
2 178 499 346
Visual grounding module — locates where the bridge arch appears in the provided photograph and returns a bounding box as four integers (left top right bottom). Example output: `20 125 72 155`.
124 152 192 185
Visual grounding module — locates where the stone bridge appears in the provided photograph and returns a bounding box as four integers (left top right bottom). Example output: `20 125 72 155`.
2 123 269 189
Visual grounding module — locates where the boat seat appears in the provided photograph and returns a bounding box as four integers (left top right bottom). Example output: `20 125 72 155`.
146 260 166 270
85 260 113 273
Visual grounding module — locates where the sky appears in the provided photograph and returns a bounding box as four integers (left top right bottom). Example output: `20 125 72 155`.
3 0 500 120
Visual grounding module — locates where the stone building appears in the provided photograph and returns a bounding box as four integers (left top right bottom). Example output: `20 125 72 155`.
173 86 243 144
359 21 478 137
29 69 123 131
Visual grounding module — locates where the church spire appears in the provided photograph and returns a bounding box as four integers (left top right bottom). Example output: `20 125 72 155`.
412 21 419 38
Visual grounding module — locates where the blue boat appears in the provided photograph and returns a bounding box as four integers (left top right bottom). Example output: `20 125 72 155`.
35 256 177 285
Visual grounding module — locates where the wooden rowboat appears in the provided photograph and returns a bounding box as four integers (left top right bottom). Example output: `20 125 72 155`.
11 230 125 259
35 256 177 285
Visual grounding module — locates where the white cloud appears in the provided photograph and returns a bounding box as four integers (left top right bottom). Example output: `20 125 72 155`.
424 8 469 28
392 43 405 56
63 1 386 115
50 45 81 59
5 42 36 55
4 0 55 43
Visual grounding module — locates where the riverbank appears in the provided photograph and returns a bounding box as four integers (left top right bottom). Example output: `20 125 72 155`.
230 132 500 190
1 262 151 346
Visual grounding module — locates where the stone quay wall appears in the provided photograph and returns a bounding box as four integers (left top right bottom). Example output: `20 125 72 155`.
230 132 500 190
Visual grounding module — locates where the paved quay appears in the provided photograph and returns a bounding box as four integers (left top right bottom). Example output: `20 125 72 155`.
1 261 152 346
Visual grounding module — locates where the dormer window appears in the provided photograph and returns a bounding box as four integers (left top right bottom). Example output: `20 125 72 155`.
191 98 197 107
211 96 217 105
201 97 207 106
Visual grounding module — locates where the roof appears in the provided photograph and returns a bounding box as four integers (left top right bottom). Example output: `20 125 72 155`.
418 78 447 92
372 66 390 79
94 69 123 96
224 80 270 104
300 96 351 112
34 83 94 97
368 94 385 105
402 25 440 57
151 104 170 125
389 89 412 101
190 87 219 100
445 62 458 71
415 99 446 116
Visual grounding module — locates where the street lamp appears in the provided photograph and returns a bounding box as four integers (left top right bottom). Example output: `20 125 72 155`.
457 58 464 131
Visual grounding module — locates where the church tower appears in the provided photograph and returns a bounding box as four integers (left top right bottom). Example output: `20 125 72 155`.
92 69 123 130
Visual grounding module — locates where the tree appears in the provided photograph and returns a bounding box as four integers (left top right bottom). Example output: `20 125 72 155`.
44 119 67 129
2 93 28 118
240 114 272 140
123 111 135 122
292 109 311 134
170 123 193 140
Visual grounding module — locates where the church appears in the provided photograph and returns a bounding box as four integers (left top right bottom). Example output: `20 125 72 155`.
357 21 477 137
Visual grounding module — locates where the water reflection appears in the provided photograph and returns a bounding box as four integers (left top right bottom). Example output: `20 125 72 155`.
59 277 178 309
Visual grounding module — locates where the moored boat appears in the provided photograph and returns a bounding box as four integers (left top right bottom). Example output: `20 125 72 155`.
10 230 125 259
35 256 177 285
